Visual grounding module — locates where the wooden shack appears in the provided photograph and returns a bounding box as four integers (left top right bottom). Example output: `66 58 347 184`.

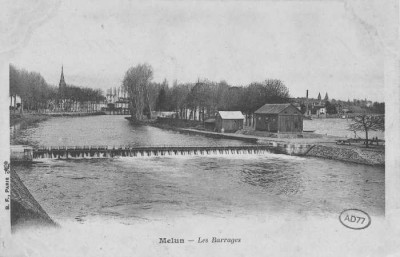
204 118 216 131
215 111 244 133
254 104 303 132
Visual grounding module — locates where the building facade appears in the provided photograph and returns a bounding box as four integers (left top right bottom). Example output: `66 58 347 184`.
254 104 303 133
215 111 244 133
105 86 129 114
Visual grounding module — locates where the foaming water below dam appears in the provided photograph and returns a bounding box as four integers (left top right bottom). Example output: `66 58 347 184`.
32 145 280 160
15 152 384 223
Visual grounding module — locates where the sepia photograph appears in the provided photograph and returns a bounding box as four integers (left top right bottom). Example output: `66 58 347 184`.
1 0 399 256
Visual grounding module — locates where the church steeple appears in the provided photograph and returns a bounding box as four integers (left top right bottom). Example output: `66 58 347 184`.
324 92 329 101
59 65 66 88
59 65 66 97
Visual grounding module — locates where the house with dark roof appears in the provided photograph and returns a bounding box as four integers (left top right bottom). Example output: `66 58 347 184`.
254 104 303 132
215 111 244 133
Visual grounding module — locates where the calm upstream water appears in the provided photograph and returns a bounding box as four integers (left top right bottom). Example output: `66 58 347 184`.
303 118 385 139
12 115 384 222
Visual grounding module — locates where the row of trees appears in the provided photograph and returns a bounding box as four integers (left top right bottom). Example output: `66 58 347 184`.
10 65 57 111
123 64 290 123
10 64 105 112
328 99 385 114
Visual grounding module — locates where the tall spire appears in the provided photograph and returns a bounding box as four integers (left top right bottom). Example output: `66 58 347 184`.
59 65 66 88
59 65 67 97
324 92 329 101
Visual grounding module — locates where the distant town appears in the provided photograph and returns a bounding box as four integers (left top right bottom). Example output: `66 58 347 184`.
9 64 384 122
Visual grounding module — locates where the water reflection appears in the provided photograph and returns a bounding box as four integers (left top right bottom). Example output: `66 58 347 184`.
11 115 248 147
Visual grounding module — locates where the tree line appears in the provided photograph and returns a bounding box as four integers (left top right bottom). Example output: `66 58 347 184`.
123 64 290 123
10 64 105 112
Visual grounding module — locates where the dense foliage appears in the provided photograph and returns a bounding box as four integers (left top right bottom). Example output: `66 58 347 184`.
122 64 154 120
10 64 105 112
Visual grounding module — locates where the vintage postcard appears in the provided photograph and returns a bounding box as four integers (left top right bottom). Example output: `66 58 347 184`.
1 0 399 256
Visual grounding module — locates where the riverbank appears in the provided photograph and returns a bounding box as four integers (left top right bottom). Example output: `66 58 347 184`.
10 113 49 127
149 118 385 166
45 111 106 117
11 168 58 231
10 111 106 127
305 145 384 166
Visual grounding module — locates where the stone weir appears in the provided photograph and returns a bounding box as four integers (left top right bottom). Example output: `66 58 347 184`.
10 143 314 161
32 145 281 159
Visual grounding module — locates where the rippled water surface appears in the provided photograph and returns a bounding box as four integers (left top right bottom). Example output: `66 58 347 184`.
12 115 384 221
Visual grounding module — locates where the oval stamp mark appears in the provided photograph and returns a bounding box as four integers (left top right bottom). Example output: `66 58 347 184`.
339 209 371 230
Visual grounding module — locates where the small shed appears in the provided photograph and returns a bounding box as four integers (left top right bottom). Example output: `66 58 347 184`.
204 118 216 131
254 104 303 133
215 111 244 133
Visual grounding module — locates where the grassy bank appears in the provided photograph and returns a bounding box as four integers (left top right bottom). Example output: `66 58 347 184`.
10 113 49 127
10 111 107 127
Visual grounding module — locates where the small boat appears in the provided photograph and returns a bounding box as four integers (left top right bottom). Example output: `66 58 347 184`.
303 130 315 133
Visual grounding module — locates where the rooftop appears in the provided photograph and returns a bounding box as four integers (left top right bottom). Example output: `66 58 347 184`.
218 111 244 120
254 103 293 114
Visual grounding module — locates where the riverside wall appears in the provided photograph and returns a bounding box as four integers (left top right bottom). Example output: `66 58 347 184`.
255 141 384 166
305 145 384 166
150 124 385 165
11 168 58 231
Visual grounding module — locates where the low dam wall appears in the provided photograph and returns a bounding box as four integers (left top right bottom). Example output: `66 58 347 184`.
11 142 383 165
179 128 258 143
31 145 281 159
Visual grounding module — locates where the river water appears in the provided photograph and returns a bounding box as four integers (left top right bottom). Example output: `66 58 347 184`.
303 118 385 139
12 115 384 223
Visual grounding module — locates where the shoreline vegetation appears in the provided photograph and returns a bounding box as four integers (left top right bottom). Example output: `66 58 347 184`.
10 111 106 127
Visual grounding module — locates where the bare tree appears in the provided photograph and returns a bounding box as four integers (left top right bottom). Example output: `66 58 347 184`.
122 64 153 121
348 114 384 148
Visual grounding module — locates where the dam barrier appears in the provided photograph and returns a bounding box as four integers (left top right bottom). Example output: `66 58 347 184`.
32 145 280 159
11 142 314 161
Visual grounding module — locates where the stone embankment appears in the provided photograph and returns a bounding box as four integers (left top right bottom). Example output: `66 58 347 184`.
46 111 106 117
11 168 58 231
305 145 384 166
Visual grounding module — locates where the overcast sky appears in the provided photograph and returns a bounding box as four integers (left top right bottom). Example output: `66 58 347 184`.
10 0 385 101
